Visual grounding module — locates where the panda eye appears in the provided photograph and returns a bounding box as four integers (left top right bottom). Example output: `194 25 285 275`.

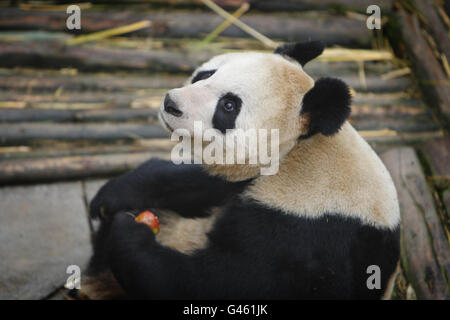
218 93 241 115
191 69 216 84
223 100 235 112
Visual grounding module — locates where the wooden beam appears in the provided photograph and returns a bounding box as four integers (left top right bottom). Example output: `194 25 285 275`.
397 7 450 124
0 108 158 123
0 8 373 47
411 0 450 60
0 139 176 160
0 40 204 73
381 147 450 299
0 151 170 184
419 137 450 189
0 123 168 145
0 62 409 92
59 0 394 13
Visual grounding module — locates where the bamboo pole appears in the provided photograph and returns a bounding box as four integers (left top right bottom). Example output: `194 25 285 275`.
200 0 278 48
318 48 393 62
66 21 152 46
201 2 250 44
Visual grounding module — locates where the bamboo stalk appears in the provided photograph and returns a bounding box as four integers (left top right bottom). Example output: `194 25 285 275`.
0 146 31 153
436 5 450 29
0 101 27 109
31 102 112 110
359 129 397 137
363 131 444 144
319 48 393 62
441 54 450 78
381 68 411 80
200 0 278 48
201 2 250 44
66 21 152 46
357 61 367 90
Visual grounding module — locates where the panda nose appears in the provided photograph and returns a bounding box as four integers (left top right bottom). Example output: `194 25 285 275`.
164 94 182 117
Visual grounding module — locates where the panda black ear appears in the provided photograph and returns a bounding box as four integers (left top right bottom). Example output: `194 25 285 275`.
299 77 351 138
274 41 325 66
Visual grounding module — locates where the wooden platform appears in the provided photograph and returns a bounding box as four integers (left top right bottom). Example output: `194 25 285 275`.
0 1 448 300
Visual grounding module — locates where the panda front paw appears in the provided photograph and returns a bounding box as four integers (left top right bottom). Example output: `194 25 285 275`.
109 212 156 254
89 178 135 220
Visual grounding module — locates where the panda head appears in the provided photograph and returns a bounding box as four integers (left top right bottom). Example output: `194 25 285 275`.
159 41 351 177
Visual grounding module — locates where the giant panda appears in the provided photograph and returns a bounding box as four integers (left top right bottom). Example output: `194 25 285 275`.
78 41 400 300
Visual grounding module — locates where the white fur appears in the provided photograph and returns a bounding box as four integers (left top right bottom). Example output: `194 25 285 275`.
159 51 400 229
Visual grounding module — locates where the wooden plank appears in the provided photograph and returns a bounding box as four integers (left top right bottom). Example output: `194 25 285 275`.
0 40 205 73
381 147 450 299
363 131 444 145
352 93 425 108
351 114 439 132
0 72 411 98
0 182 91 299
0 60 398 93
110 0 394 13
247 0 394 12
0 139 174 160
397 7 450 123
0 123 168 144
420 137 450 189
0 92 164 110
411 0 450 60
0 71 185 93
0 151 170 184
0 8 373 47
0 108 158 123
0 39 400 75
0 97 431 127
444 190 450 218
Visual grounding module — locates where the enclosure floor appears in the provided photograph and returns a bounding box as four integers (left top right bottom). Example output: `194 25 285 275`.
0 2 448 300
0 179 106 300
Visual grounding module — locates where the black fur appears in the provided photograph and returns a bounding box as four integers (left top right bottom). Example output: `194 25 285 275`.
299 77 352 139
191 69 216 84
274 41 325 66
88 159 250 273
106 197 399 299
212 92 243 134
89 159 399 299
90 158 250 220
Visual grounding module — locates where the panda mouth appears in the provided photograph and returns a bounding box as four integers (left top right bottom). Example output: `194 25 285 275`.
159 112 174 132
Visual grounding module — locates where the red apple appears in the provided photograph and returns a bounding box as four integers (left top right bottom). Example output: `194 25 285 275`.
135 210 160 235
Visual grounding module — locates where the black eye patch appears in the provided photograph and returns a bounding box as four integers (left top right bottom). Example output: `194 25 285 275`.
212 92 242 134
191 69 216 84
